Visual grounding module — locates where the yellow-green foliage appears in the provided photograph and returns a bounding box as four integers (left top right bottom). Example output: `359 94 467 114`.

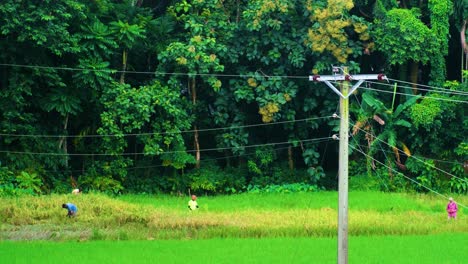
245 0 290 30
305 0 371 63
410 94 442 127
258 102 280 123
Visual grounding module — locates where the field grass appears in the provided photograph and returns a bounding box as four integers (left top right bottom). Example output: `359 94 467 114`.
1 233 467 263
117 191 458 212
0 192 466 240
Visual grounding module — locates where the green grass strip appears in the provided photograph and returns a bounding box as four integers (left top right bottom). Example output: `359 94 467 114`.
1 233 467 263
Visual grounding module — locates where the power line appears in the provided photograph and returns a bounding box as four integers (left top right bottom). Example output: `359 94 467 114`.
365 80 468 97
347 118 468 185
350 145 467 209
348 95 465 176
351 142 464 166
356 84 468 104
387 78 468 96
348 121 389 189
3 63 467 96
0 63 309 79
0 116 331 138
43 139 333 173
412 156 464 166
349 96 391 189
0 136 332 156
347 93 464 167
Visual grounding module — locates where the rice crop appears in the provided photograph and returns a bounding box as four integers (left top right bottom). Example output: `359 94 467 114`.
0 192 466 241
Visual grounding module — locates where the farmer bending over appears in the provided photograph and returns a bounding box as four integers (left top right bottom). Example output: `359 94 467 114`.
188 195 199 211
62 203 78 218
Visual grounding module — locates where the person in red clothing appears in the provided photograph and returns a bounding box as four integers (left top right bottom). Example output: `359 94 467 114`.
446 197 458 220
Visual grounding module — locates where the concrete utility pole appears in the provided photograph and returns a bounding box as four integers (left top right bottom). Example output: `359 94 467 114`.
337 67 349 264
309 67 386 264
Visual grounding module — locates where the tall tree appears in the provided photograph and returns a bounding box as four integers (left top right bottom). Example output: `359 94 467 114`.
158 0 231 168
0 0 87 177
453 0 468 81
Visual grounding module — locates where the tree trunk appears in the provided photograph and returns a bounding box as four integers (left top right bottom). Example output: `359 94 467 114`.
236 0 240 24
225 150 231 167
191 77 200 168
461 20 467 54
58 114 69 167
120 49 128 84
462 20 467 83
409 61 419 94
194 126 200 169
288 145 294 170
398 63 411 102
387 159 393 181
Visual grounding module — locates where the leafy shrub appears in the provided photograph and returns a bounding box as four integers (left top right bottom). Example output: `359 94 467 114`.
16 171 43 194
406 158 444 193
247 183 320 193
122 168 162 194
0 165 15 196
0 166 44 196
349 159 381 191
373 167 408 192
450 177 468 194
349 175 381 191
187 162 246 194
221 167 247 194
246 146 276 178
450 142 468 194
247 158 325 187
80 174 124 195
50 178 73 194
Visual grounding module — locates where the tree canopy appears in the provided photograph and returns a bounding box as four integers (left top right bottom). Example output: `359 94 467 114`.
0 0 466 195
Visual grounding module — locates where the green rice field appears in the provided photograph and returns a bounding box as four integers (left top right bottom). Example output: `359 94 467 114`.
1 234 467 263
1 192 467 263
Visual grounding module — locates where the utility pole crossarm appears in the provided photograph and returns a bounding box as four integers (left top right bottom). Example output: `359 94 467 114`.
309 74 387 82
310 73 387 99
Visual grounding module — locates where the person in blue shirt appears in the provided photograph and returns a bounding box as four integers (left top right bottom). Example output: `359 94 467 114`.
62 203 78 217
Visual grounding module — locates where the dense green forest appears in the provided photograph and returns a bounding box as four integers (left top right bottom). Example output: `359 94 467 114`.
0 0 466 195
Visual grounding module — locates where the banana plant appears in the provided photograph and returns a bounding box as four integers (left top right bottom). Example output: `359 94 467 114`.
352 91 419 172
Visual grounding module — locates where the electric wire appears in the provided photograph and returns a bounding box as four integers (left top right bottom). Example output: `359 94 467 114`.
346 117 468 185
363 80 468 98
47 138 334 173
2 63 467 96
350 144 467 209
0 116 331 138
387 78 468 96
0 136 333 156
0 63 310 79
367 80 468 97
351 142 464 166
349 95 390 189
329 80 468 104
357 85 468 104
